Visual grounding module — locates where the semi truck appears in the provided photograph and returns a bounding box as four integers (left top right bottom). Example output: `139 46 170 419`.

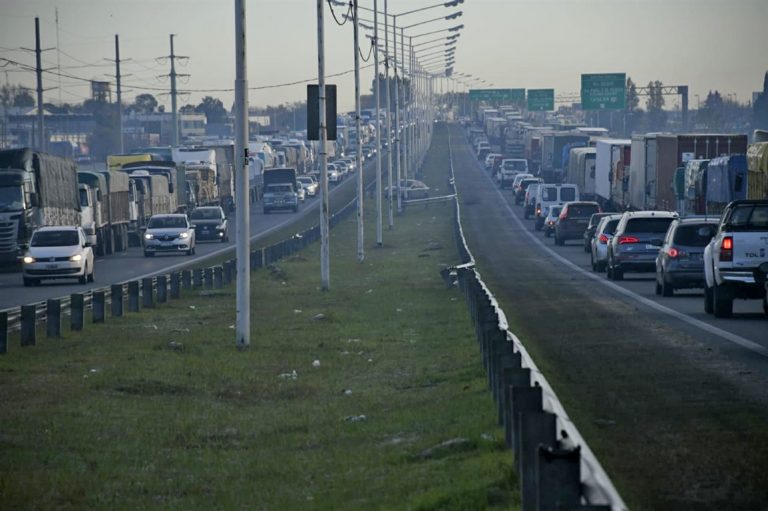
594 139 631 209
76 170 132 255
0 148 81 265
746 142 768 200
172 148 218 207
566 147 596 201
540 132 590 183
629 133 748 212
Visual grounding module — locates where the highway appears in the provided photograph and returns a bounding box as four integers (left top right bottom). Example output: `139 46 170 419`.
0 162 374 311
448 123 768 509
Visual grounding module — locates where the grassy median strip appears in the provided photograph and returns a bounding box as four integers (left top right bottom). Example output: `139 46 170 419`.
0 131 520 510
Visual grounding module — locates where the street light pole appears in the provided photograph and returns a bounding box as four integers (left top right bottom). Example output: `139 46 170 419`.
353 0 364 262
393 16 402 214
317 0 330 290
384 0 394 229
374 0 383 246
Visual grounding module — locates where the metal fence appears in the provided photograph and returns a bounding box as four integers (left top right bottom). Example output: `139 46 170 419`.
0 194 359 354
446 131 628 511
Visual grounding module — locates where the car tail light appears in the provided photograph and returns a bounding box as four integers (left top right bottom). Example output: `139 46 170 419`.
721 236 733 262
667 247 679 258
598 234 609 244
536 207 541 216
619 235 639 244
559 210 568 220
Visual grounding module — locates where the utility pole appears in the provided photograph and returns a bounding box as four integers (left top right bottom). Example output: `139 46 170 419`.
393 17 401 214
317 0 330 290
34 17 45 152
353 0 364 262
55 8 61 105
384 0 394 229
234 0 250 348
162 35 188 147
115 35 124 153
400 28 407 187
374 0 383 247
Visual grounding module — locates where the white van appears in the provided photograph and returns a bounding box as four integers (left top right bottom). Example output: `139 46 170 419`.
533 183 580 230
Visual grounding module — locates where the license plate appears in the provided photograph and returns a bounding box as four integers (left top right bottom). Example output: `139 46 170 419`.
46 264 58 269
161 242 172 248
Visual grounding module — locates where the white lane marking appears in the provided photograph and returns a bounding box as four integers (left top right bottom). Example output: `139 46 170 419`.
458 139 768 358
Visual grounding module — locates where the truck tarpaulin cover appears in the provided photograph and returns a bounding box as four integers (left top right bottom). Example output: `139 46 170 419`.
0 148 80 212
707 154 747 204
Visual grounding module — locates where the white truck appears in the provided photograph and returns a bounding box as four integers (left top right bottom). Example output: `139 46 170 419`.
703 199 768 317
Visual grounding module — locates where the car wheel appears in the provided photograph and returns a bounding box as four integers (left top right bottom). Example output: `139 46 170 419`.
713 283 733 318
655 281 662 295
88 267 94 283
661 273 674 297
605 261 613 279
704 285 714 314
78 265 88 285
545 229 551 238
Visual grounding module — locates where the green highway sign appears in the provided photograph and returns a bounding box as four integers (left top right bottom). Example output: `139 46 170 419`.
580 73 626 110
469 88 526 103
527 89 555 111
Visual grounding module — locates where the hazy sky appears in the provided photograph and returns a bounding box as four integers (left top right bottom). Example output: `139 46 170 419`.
1 0 766 112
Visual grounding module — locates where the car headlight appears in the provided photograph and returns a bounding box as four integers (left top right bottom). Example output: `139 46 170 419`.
23 256 35 264
144 233 154 240
179 232 190 239
70 254 83 262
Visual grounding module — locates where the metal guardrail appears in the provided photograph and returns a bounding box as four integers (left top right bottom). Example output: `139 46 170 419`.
0 184 362 353
446 129 627 511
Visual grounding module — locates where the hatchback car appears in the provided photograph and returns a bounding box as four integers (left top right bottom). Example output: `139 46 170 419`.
143 214 196 257
22 226 94 286
655 218 718 296
554 201 601 246
590 214 622 272
583 213 614 253
189 206 228 243
606 211 678 280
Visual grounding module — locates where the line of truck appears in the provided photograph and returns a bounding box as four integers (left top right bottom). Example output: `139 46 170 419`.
471 105 768 215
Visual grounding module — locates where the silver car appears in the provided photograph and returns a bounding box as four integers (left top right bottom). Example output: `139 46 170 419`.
143 214 196 257
590 214 622 272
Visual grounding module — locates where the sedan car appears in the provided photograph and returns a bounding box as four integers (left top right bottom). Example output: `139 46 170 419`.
143 214 196 257
297 175 318 197
22 226 94 286
583 212 614 253
189 206 228 243
655 217 718 296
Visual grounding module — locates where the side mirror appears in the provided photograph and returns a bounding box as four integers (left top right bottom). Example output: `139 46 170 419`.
29 192 39 207
650 238 663 247
84 241 93 247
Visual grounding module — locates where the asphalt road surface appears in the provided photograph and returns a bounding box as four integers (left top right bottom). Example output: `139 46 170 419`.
448 122 768 510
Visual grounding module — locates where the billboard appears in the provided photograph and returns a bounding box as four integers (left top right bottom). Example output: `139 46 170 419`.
469 88 525 103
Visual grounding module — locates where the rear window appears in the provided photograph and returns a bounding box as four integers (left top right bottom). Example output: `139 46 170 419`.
625 217 675 234
673 224 717 247
726 204 768 231
542 187 558 201
560 187 577 202
567 204 600 217
549 207 562 217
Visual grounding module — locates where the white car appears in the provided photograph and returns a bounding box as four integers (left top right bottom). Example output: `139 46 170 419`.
22 226 94 286
327 163 341 183
143 214 196 257
590 214 622 272
297 176 318 197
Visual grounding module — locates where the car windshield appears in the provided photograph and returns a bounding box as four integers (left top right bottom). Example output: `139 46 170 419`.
190 209 222 220
267 184 292 192
673 224 716 246
0 185 24 212
31 230 79 247
542 187 558 201
625 217 675 234
726 204 768 231
148 216 187 229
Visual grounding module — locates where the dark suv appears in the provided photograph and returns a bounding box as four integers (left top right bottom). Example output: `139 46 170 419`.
606 211 678 280
655 217 718 296
554 201 601 246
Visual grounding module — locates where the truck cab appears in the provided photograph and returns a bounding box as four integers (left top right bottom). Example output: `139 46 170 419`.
78 183 98 248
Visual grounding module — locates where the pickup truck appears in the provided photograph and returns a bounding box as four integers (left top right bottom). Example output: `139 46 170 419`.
262 168 299 214
703 200 768 317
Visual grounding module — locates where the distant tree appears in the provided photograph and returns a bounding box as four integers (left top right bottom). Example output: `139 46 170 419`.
195 96 227 124
646 80 666 130
753 71 768 131
698 90 724 129
13 87 35 108
129 93 158 114
179 104 197 114
43 102 73 114
626 77 639 112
